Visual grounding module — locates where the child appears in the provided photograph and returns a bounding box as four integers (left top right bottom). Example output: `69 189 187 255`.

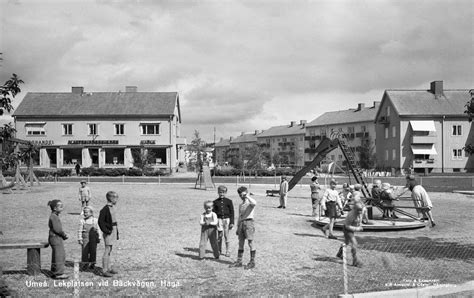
380 183 398 219
310 176 321 217
213 186 235 257
407 176 435 227
336 201 364 267
47 199 69 279
78 206 101 271
98 191 119 278
199 201 220 259
231 186 257 269
320 180 344 240
340 183 352 211
370 180 382 206
278 176 289 209
78 180 92 208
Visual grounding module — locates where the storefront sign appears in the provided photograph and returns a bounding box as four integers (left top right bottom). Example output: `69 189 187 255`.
30 140 54 146
68 140 119 145
140 140 156 145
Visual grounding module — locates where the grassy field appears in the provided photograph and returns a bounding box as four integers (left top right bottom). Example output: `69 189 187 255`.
1 182 473 296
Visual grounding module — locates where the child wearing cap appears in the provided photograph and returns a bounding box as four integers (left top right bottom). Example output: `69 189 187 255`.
78 206 101 271
47 200 69 279
199 200 220 260
78 180 92 208
320 180 344 240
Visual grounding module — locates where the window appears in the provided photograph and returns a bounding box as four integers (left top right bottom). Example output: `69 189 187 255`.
114 124 125 135
338 155 343 160
347 126 355 133
88 124 98 135
320 128 327 137
392 149 396 160
385 150 389 161
452 125 462 136
386 106 390 117
360 125 366 132
330 155 335 161
25 123 45 135
141 123 160 135
385 127 389 139
452 149 463 160
63 124 73 135
392 126 396 138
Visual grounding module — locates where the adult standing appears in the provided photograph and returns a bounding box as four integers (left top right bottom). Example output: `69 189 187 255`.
310 176 321 216
406 176 436 227
75 163 81 176
278 176 289 209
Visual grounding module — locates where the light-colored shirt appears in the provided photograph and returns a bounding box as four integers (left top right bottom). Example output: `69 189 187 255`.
238 196 257 222
200 212 218 226
108 203 117 223
280 180 288 196
79 186 92 201
321 188 343 211
77 216 102 241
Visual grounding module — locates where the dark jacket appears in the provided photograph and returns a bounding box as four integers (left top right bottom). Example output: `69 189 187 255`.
98 205 113 235
213 197 235 225
48 212 68 245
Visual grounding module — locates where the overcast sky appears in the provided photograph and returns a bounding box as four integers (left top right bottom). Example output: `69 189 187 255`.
1 0 473 141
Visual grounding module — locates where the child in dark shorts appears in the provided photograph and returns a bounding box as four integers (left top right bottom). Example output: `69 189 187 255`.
231 186 257 270
199 200 220 259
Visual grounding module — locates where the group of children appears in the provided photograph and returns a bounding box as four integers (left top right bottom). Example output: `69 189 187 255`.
199 185 257 269
46 181 120 279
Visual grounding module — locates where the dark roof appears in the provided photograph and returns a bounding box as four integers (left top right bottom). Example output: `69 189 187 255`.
215 138 231 147
13 92 180 119
307 105 379 127
257 124 305 138
231 133 258 144
380 89 471 117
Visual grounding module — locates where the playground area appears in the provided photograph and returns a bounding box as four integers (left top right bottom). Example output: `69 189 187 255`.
1 182 474 296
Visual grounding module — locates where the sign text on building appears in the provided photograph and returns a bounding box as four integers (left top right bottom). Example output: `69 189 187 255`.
30 140 54 146
68 140 119 145
140 140 156 145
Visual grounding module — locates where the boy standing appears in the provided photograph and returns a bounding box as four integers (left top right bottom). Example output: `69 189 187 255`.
78 206 101 271
78 180 92 208
231 186 257 269
321 180 343 239
199 201 220 259
278 176 289 209
337 201 364 267
98 191 119 277
213 186 235 257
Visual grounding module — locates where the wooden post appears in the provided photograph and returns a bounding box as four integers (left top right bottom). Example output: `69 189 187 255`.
26 248 41 275
342 243 348 295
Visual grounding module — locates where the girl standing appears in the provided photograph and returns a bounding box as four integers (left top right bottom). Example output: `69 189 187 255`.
47 200 69 279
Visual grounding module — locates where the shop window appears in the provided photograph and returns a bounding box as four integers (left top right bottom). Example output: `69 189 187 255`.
115 124 125 135
63 124 73 135
105 148 124 165
63 148 82 165
141 123 160 135
25 123 46 135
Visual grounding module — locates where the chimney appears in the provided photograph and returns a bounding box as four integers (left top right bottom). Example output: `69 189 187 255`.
220 137 223 142
430 81 444 99
125 86 138 93
229 137 233 141
290 121 296 127
373 101 380 109
254 130 259 135
300 120 307 126
241 132 245 136
357 103 365 111
72 87 84 94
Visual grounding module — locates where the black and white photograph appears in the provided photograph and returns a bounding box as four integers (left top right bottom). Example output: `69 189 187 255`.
0 0 473 296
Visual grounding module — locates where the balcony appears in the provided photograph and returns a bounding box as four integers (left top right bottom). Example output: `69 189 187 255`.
411 135 437 144
413 159 435 168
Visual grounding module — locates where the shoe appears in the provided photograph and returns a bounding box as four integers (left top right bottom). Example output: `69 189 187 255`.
283 207 286 209
353 261 363 268
336 247 343 259
277 206 283 209
391 214 399 219
328 235 338 240
230 261 243 268
431 222 436 227
244 261 255 270
322 228 329 238
108 269 118 274
54 274 69 279
225 251 231 257
102 271 113 278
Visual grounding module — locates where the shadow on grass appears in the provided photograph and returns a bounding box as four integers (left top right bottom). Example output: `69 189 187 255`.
358 236 474 261
67 212 81 216
288 213 313 217
294 233 326 239
175 252 233 265
313 254 342 265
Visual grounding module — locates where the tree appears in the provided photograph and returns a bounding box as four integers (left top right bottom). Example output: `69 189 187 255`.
464 90 474 154
131 146 156 171
358 136 376 169
187 130 207 171
0 73 24 116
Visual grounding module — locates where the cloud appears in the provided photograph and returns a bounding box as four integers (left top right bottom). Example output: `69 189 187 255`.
0 0 472 141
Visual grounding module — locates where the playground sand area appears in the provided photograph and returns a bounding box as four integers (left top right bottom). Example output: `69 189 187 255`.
1 183 474 296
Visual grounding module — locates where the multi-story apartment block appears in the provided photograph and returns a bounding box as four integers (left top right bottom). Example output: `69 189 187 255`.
305 102 380 168
228 131 259 164
13 86 186 173
214 137 231 166
257 121 306 167
375 81 473 173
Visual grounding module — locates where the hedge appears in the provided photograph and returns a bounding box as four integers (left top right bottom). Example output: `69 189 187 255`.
211 168 298 177
79 167 168 177
2 168 72 177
